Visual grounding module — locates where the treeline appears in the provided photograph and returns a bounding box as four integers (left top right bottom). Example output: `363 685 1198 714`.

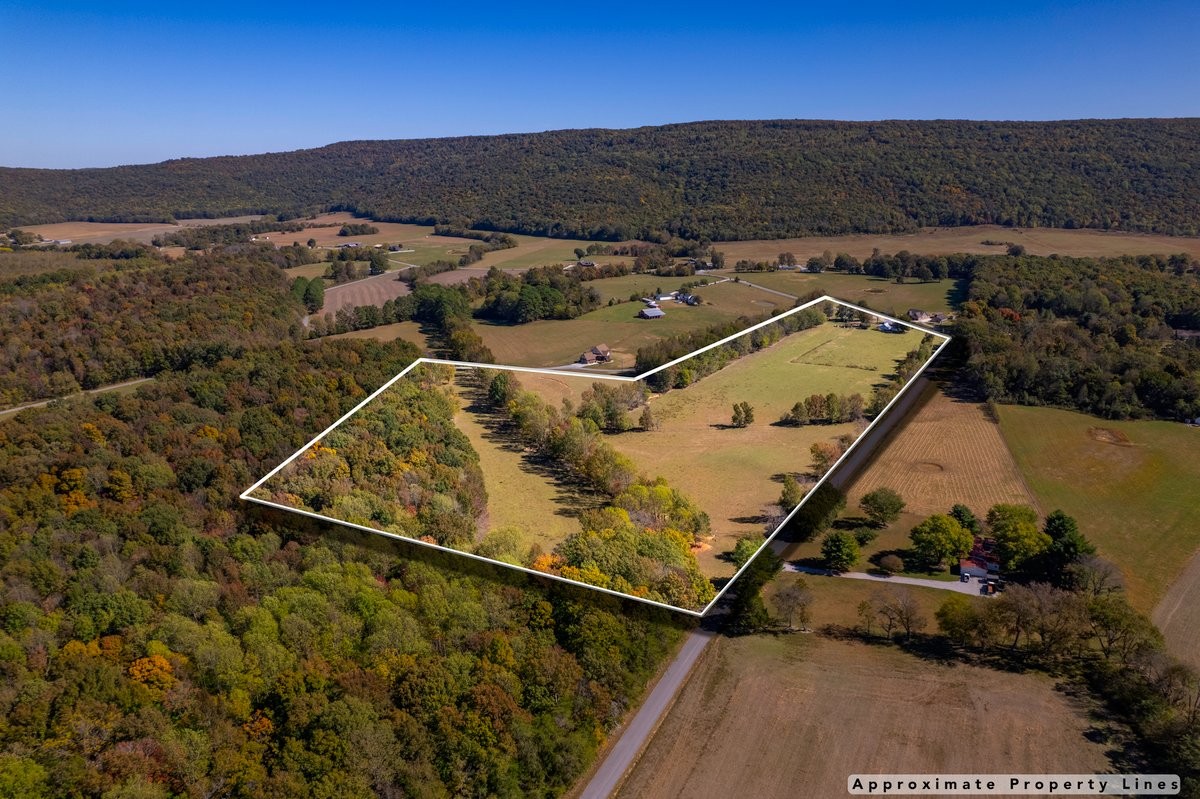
0 249 304 408
635 306 827 391
472 266 602 323
5 120 1199 239
956 254 1200 420
0 337 687 796
337 222 378 236
480 370 715 609
151 218 306 248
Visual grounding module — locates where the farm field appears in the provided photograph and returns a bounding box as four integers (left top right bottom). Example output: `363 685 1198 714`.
844 381 1038 519
716 270 963 315
319 271 411 316
472 282 780 369
321 321 431 352
997 405 1200 614
714 224 1200 262
450 374 600 551
1154 551 1200 670
616 633 1114 799
608 324 929 578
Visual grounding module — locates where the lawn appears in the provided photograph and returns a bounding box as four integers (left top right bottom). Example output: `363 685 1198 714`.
718 271 964 315
616 631 1115 799
607 323 929 578
997 405 1200 613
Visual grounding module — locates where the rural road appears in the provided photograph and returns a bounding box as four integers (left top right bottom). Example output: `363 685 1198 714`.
578 628 717 799
729 278 798 300
0 376 154 419
784 564 985 596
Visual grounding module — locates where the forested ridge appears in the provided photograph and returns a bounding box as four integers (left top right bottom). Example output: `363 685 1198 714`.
0 248 687 797
3 119 1198 239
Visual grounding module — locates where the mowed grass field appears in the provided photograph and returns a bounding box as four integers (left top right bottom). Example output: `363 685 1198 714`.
608 324 928 578
997 406 1200 614
718 271 963 315
845 382 1038 519
319 272 411 316
473 281 782 369
616 633 1114 799
713 224 1200 262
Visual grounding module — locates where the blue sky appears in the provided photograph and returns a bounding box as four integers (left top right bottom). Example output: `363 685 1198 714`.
2 0 1197 168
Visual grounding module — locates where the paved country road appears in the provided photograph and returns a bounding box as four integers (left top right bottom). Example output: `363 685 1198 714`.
784 563 986 596
578 628 717 799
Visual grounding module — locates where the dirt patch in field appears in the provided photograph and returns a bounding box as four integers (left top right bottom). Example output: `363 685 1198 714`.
1088 427 1132 446
914 461 945 472
617 635 1119 799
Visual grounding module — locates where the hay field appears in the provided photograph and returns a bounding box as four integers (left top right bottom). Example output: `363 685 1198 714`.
609 324 927 577
998 406 1200 614
616 633 1114 799
15 214 263 245
844 382 1038 519
715 224 1200 262
319 272 411 316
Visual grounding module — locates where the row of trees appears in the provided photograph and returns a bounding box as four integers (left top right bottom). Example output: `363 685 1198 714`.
778 392 867 426
151 218 306 248
480 370 715 608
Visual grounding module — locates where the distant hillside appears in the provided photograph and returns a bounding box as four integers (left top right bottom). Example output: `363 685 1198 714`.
2 119 1198 240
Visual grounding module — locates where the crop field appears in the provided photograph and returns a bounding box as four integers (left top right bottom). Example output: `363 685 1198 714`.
845 382 1038 519
608 324 928 577
319 272 411 316
998 406 1200 614
714 224 1200 262
472 282 781 369
321 321 431 352
718 271 963 315
616 633 1114 799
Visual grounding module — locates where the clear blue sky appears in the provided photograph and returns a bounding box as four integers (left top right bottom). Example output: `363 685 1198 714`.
2 0 1197 168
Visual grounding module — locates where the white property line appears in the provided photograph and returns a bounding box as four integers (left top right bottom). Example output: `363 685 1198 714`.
240 296 951 616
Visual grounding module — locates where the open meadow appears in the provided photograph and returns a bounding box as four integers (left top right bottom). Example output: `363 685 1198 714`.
616 632 1116 799
450 372 602 551
609 323 928 577
997 406 1200 615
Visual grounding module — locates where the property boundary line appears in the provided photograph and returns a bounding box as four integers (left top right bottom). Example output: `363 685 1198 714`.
240 296 951 616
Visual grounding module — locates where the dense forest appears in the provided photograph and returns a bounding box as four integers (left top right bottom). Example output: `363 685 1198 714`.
956 254 1200 420
3 119 1199 239
0 250 306 408
0 248 687 797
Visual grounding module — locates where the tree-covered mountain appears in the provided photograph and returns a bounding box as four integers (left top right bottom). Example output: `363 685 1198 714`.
2 119 1198 239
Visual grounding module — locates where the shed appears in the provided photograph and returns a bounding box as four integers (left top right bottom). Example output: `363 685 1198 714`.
638 307 666 319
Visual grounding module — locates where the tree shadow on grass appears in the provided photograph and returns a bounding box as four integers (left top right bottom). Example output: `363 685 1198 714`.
459 384 607 524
